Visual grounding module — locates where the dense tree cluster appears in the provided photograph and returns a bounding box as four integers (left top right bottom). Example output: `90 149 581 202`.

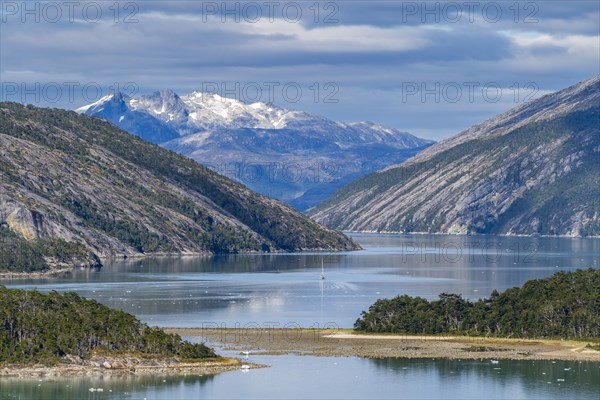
0 286 216 364
355 269 600 339
0 227 100 273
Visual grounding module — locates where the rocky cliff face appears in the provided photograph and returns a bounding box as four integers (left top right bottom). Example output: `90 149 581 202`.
310 75 600 237
0 103 358 268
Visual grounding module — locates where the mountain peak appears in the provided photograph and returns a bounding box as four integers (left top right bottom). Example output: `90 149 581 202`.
133 89 187 118
144 89 182 105
311 74 600 237
0 102 359 264
410 74 600 163
75 92 128 114
77 88 434 209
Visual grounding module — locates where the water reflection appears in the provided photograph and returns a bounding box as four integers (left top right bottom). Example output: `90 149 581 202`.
369 358 599 399
4 234 599 328
2 358 597 400
2 234 599 400
0 374 215 400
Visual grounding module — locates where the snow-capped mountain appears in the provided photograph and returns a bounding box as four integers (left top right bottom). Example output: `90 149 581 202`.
77 90 434 209
78 89 336 136
77 92 180 144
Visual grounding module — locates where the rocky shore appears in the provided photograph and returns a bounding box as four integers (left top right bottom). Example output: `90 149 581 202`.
1 330 597 379
166 328 600 362
0 268 73 279
0 355 262 378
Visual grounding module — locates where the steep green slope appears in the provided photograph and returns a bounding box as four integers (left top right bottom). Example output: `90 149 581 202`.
0 102 358 272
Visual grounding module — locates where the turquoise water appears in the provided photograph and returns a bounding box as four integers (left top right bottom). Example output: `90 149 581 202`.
1 234 599 399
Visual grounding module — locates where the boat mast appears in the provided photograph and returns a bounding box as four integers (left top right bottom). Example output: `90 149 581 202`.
320 257 325 279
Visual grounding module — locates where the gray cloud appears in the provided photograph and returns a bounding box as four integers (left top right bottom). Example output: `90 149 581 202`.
0 0 598 140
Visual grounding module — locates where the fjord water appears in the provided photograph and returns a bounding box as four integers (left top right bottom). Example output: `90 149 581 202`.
2 234 599 399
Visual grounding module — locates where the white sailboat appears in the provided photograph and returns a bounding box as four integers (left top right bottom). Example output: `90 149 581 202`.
320 258 325 280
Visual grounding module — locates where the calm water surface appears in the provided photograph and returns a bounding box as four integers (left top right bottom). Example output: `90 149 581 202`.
2 234 599 399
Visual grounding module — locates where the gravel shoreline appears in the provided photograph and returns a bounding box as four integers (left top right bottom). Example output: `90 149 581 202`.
0 356 263 378
1 329 597 378
0 268 74 279
166 328 600 362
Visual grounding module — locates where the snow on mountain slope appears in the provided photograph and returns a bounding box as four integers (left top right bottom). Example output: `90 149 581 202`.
77 89 434 209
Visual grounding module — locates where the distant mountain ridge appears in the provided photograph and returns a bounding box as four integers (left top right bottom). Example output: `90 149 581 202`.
310 75 600 237
77 90 434 209
0 102 358 271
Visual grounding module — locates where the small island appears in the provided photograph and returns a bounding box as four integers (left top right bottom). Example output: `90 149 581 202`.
0 286 248 377
2 270 598 378
354 269 600 339
168 270 600 362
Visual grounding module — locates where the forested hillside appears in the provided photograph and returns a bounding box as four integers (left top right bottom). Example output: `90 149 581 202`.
0 286 215 364
355 269 600 339
0 102 358 272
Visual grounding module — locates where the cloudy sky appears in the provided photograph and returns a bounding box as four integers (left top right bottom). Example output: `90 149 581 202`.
1 1 598 139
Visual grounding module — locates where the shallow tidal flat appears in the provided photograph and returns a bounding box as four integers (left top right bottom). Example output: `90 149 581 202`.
167 328 600 362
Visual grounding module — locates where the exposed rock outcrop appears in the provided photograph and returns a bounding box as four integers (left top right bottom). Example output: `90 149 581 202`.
310 75 600 237
0 102 358 271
